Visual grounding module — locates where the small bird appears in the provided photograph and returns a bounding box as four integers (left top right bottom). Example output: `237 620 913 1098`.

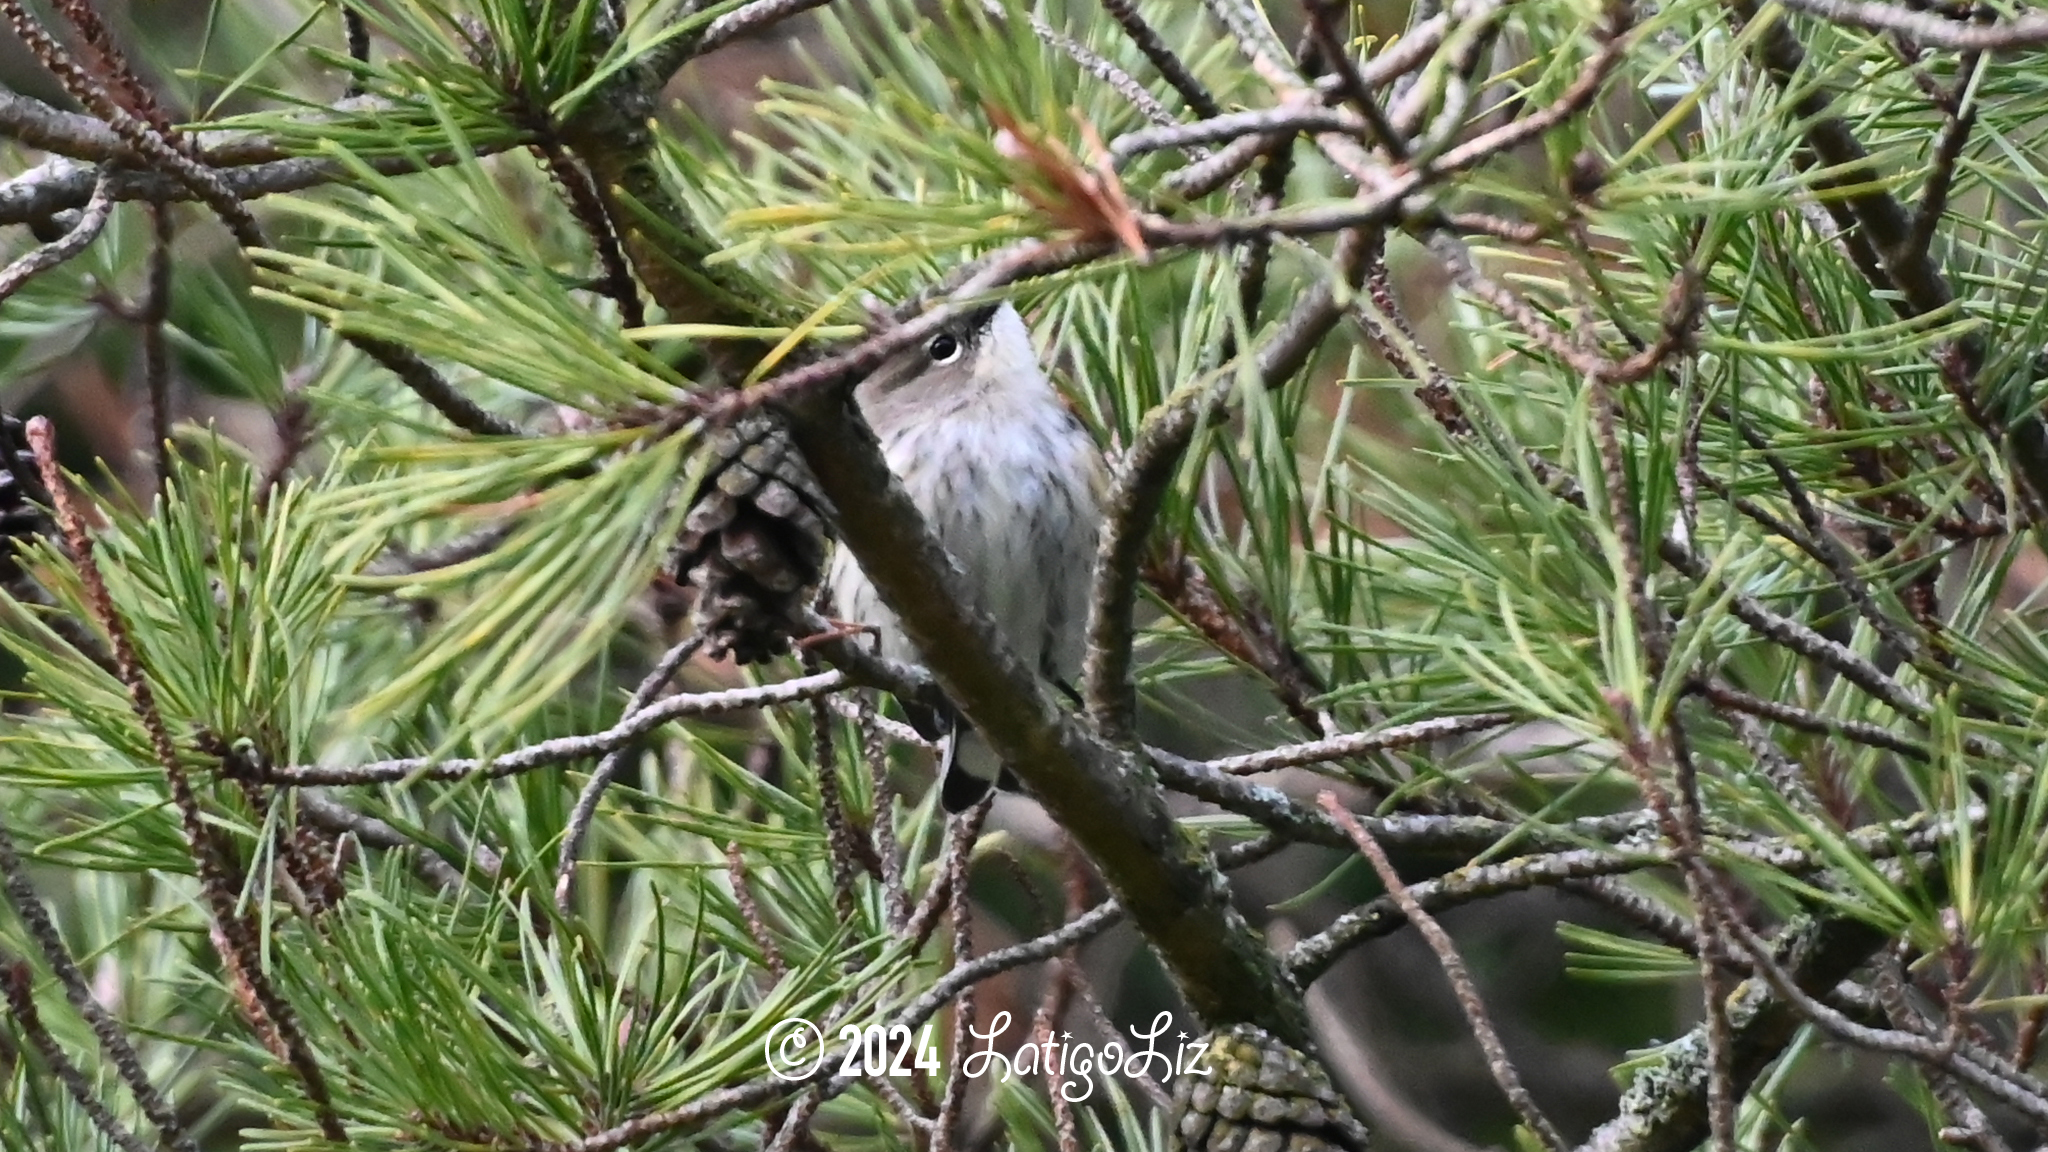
827 301 1107 811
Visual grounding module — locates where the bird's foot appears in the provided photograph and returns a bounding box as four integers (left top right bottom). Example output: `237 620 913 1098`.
795 618 879 650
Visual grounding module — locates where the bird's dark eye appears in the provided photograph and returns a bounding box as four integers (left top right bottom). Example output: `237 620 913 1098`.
927 334 962 364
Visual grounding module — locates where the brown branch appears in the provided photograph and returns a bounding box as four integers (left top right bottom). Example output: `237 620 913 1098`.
1907 62 1978 260
649 0 839 79
1706 898 2048 1125
529 1074 802 1152
1288 843 1667 983
343 7 370 96
293 792 484 891
1080 228 1366 744
1304 0 1409 160
1420 0 1632 176
0 83 131 158
903 801 989 958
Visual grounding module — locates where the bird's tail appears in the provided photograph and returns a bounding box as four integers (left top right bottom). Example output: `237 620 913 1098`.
938 719 1017 812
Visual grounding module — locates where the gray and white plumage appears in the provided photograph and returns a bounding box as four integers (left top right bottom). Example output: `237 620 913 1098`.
827 302 1106 810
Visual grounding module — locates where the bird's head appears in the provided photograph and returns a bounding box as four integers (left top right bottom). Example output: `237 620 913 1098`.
854 302 1048 420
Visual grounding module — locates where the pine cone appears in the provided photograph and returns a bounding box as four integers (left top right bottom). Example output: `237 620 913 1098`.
0 412 52 587
1170 1025 1372 1152
672 412 833 664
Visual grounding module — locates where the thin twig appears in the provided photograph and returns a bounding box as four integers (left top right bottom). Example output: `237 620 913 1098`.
1207 712 1515 774
932 800 984 1152
1658 530 1939 727
1111 106 1361 162
1165 130 1293 199
1772 0 2048 48
762 1090 822 1152
1037 956 1081 1152
0 83 135 158
142 201 173 491
726 841 788 980
554 629 707 911
1691 677 1929 760
529 1073 801 1152
857 693 910 932
902 899 1126 1051
1287 843 1667 982
49 0 170 134
0 820 196 1152
1303 0 1409 160
662 0 838 70
1080 241 1364 741
1566 876 1701 957
1420 4 1631 178
0 169 112 303
294 791 483 891
1082 372 1234 743
348 336 523 438
1576 914 1890 1152
867 1074 936 1136
1906 59 1978 263
806 670 861 925
343 7 370 97
1589 380 1668 670
0 0 263 246
903 801 988 952
1224 130 1296 366
1709 892 2048 1125
1716 402 1935 673
0 140 532 226
364 522 515 576
1153 743 1670 852
1201 0 1301 84
1272 920 1492 1152
1872 956 2014 1152
533 141 645 329
1318 792 1568 1152
981 0 1181 131
1667 728 1737 1152
1100 0 1221 117
257 668 843 787
2 961 157 1152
